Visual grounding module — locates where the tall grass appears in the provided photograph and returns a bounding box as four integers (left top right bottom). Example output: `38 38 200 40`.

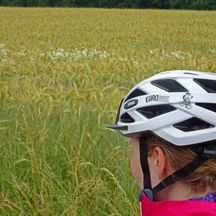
0 7 216 215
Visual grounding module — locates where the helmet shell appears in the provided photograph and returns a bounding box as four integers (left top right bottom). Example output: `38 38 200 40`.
110 70 216 146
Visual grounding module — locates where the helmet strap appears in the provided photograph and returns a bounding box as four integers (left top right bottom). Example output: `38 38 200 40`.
139 138 210 200
139 137 153 199
152 153 207 195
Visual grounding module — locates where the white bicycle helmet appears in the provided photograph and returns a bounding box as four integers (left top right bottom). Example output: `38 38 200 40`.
108 70 216 199
109 70 216 146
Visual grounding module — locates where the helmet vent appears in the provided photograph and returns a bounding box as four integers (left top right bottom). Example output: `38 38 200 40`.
184 72 199 75
196 103 216 113
125 88 147 102
173 117 214 132
120 113 135 123
137 105 176 119
194 79 216 93
151 79 188 92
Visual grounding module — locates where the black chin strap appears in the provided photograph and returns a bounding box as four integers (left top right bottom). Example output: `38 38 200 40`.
139 137 152 190
152 155 207 195
139 137 211 200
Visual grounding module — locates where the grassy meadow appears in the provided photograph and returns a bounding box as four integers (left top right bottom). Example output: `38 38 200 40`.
0 7 216 215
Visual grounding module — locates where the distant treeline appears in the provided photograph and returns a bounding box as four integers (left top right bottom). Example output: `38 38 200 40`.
0 0 216 10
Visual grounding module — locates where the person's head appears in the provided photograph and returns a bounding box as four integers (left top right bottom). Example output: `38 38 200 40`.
130 135 216 200
108 70 216 200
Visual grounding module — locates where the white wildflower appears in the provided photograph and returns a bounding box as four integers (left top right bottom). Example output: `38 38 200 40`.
0 43 8 60
170 51 192 60
46 48 110 60
209 49 216 54
17 51 26 56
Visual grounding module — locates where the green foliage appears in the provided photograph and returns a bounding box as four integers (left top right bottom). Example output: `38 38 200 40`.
0 7 216 215
0 0 216 9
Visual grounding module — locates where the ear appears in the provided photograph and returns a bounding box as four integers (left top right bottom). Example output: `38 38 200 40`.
151 146 168 180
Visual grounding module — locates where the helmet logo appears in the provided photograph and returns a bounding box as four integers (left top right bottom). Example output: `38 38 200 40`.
124 99 138 109
145 94 169 103
179 92 193 109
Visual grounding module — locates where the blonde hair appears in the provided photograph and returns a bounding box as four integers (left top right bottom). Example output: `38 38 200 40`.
146 135 216 194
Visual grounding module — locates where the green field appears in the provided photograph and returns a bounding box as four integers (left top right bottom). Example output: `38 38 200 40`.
0 7 216 215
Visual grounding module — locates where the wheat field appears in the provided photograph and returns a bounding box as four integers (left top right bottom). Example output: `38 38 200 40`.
0 7 216 215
